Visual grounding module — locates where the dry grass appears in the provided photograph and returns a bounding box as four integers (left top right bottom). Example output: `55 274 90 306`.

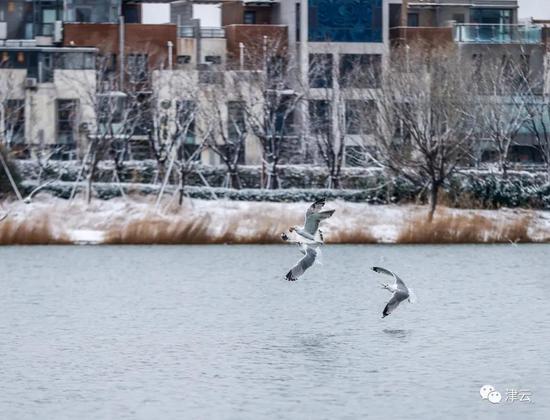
397 209 533 244
0 217 69 245
104 210 295 245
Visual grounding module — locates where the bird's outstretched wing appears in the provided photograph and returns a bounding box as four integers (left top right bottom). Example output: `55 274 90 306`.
371 266 408 291
382 290 408 318
306 198 326 217
301 198 335 236
285 246 317 281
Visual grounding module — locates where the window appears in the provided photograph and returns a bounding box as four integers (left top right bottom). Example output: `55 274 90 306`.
471 8 512 25
227 101 246 140
308 0 383 42
176 100 196 143
55 52 95 70
3 99 25 145
271 94 295 136
98 53 117 75
65 0 119 24
345 100 376 135
205 55 222 65
98 93 125 125
309 100 331 135
453 13 465 24
56 99 78 145
244 10 256 24
198 70 223 85
226 101 246 164
309 53 333 88
340 54 381 88
127 54 148 82
177 55 191 65
407 13 419 27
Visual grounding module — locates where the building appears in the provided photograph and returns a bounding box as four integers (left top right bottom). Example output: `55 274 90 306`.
389 0 550 165
0 1 175 159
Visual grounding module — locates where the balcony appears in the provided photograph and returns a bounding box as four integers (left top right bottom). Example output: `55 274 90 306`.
454 24 542 44
178 26 225 38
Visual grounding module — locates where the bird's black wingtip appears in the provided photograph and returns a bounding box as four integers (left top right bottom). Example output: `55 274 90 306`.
285 272 297 282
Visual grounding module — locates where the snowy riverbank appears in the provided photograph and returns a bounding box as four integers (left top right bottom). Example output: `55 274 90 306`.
1 195 549 245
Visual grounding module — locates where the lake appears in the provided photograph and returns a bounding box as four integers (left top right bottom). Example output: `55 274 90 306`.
1 245 548 419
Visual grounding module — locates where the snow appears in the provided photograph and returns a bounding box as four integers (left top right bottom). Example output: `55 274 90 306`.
1 195 549 244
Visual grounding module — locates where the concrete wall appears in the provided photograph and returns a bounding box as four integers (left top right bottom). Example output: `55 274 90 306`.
0 68 95 153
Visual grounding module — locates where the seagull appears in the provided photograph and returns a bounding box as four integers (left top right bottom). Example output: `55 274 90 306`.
288 198 335 243
372 266 413 318
281 233 320 281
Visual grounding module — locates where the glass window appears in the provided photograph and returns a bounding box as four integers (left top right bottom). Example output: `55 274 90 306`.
227 101 246 141
309 53 333 88
127 54 148 82
176 100 196 143
56 99 78 145
309 100 331 135
244 10 256 24
55 52 95 70
308 0 383 43
340 54 381 88
345 100 376 135
3 99 25 145
407 13 419 27
471 8 512 25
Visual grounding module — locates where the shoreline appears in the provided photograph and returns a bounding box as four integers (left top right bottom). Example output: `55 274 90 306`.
1 195 549 245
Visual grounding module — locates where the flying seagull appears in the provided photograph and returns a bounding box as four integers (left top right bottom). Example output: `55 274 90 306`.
281 233 320 281
372 266 412 318
288 198 335 243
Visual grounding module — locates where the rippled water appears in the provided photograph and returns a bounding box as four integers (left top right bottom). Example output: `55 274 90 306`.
1 245 549 419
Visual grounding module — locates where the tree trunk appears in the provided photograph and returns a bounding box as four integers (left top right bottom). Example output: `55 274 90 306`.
86 155 98 204
178 169 187 206
268 163 279 189
230 170 241 190
427 180 440 222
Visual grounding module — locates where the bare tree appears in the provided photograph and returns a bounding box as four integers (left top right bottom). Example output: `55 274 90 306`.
151 70 214 205
201 76 247 189
525 97 550 181
366 47 477 220
237 37 303 189
60 53 149 203
474 52 530 177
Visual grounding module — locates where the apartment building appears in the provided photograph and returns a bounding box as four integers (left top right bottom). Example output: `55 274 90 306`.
0 0 175 159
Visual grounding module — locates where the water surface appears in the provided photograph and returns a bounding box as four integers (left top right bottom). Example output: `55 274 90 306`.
1 245 548 419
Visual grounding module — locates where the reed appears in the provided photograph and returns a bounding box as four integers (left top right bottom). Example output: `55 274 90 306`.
397 210 533 244
0 217 69 245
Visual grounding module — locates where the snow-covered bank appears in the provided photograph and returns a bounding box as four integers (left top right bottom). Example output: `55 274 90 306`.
1 196 549 245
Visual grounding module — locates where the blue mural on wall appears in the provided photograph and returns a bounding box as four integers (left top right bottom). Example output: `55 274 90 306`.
308 0 383 43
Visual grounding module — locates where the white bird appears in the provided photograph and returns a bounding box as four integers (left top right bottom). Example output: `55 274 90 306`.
288 198 334 243
372 266 413 318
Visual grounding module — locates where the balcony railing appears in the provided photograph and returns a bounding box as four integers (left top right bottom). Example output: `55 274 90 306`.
454 24 542 44
178 26 225 38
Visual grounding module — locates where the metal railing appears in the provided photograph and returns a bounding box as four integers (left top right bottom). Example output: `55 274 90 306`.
454 24 542 44
178 25 225 38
